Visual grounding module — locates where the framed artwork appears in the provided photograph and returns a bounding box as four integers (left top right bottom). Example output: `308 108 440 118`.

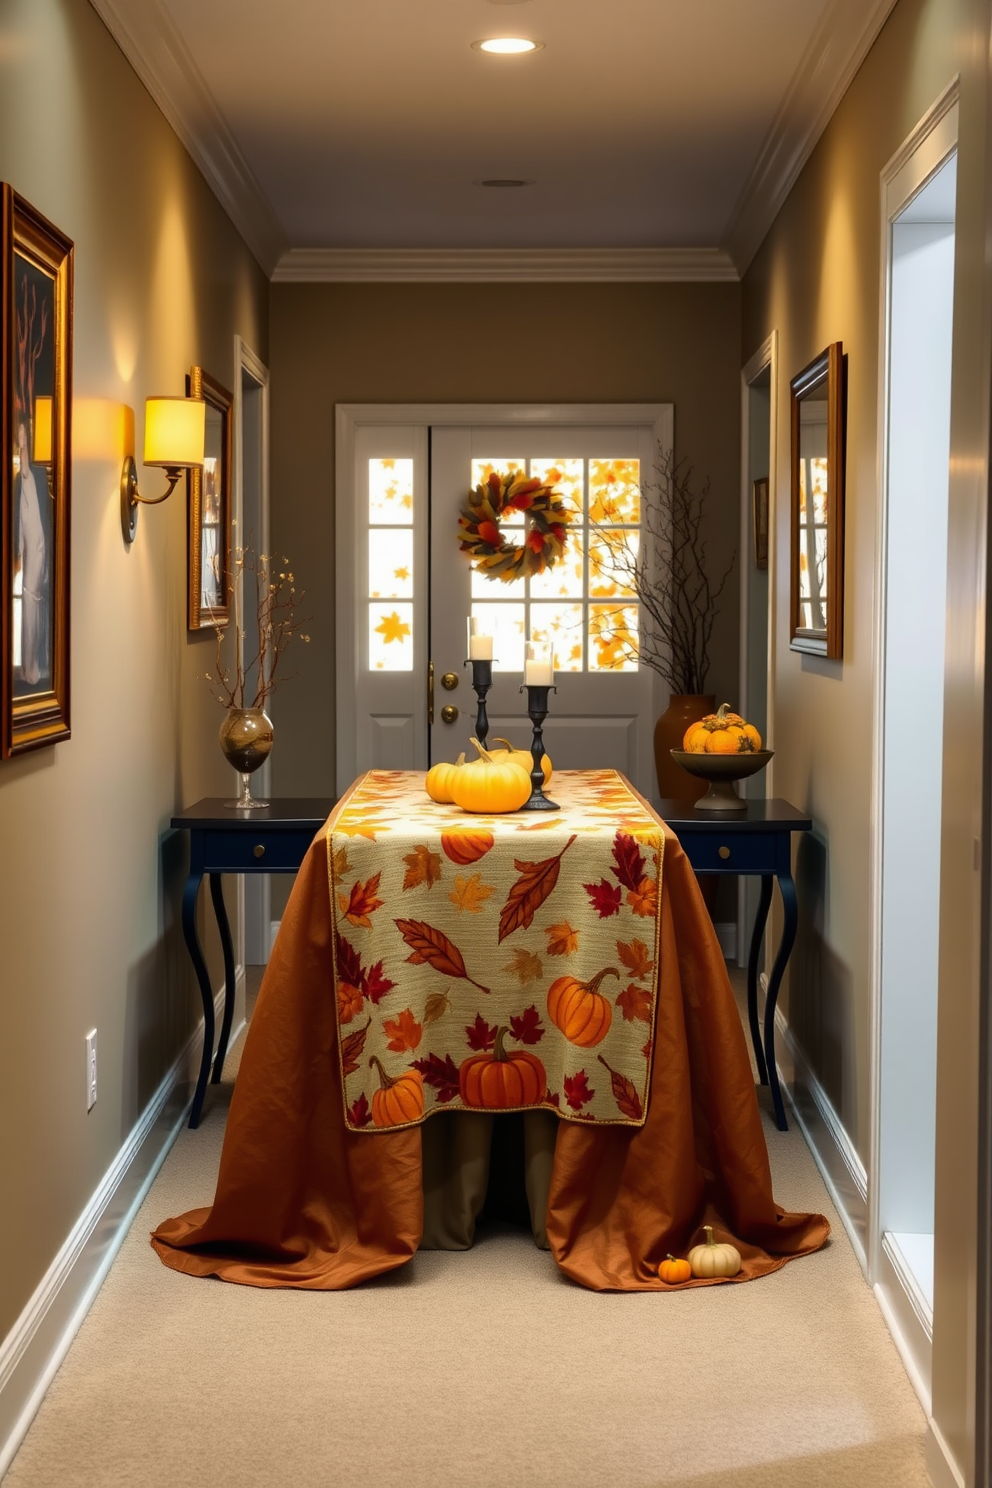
790 342 846 658
752 476 769 569
187 365 232 631
1 186 73 757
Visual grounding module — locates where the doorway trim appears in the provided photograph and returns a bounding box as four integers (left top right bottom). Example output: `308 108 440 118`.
867 78 959 1419
335 402 671 793
233 336 271 965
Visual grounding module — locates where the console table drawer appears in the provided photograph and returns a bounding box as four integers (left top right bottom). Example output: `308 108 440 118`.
676 832 781 875
198 828 318 873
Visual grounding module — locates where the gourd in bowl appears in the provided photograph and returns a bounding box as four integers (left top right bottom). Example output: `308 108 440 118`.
683 703 762 755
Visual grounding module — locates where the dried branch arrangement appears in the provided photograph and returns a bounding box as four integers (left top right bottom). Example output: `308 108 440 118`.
205 545 310 710
601 448 735 694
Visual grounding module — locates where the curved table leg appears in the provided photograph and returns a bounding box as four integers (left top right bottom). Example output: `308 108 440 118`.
209 873 236 1084
746 875 774 1085
764 870 799 1131
181 869 214 1129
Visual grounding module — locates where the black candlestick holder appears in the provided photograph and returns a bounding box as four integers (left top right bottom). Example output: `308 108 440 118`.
519 684 559 810
465 658 493 747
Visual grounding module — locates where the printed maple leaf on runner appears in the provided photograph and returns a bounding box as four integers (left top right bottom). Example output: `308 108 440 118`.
341 1018 371 1077
347 1092 373 1128
394 919 490 994
383 1008 423 1053
448 873 495 914
337 981 364 1023
333 846 353 880
338 872 384 929
504 947 543 985
335 931 396 1014
508 1005 545 1045
616 983 653 1024
465 1013 498 1052
598 1054 643 1120
563 1069 595 1110
402 844 442 891
627 878 658 919
584 879 622 918
411 1051 460 1102
610 830 660 920
498 835 576 942
617 937 654 981
545 921 579 957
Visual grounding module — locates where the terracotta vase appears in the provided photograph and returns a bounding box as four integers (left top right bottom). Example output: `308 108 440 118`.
653 693 716 804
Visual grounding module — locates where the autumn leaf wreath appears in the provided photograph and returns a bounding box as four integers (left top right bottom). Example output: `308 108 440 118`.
458 469 572 581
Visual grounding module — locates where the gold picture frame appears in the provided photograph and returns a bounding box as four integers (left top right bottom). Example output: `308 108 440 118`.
187 365 232 631
790 342 846 658
1 185 73 756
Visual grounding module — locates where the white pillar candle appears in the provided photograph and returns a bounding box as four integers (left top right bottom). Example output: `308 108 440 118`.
469 633 493 660
523 641 554 687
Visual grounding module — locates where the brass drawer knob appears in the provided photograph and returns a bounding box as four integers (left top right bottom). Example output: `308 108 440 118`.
718 845 731 860
253 844 266 859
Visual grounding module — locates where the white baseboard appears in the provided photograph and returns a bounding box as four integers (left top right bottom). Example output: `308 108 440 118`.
0 969 245 1480
715 921 737 961
926 1417 966 1488
763 975 869 1273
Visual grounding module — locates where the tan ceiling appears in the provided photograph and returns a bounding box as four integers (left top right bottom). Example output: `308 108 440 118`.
96 0 898 272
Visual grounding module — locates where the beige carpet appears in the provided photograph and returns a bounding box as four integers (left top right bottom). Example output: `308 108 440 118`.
3 972 930 1488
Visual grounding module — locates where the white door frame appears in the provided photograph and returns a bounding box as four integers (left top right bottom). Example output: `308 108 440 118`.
738 333 779 963
335 402 672 795
867 78 959 1416
233 335 271 965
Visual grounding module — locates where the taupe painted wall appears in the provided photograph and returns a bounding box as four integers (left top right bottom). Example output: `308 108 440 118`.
742 0 991 1474
0 0 267 1342
268 280 743 808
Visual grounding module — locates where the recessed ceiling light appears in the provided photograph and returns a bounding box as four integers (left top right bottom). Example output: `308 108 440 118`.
475 179 533 188
472 37 544 54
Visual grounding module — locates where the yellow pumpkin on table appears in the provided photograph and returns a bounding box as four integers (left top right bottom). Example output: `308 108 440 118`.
490 736 553 786
449 737 532 814
425 752 465 803
683 702 762 755
687 1225 742 1278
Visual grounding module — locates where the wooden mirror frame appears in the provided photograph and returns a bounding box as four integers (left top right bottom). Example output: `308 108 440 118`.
187 365 232 632
790 341 846 659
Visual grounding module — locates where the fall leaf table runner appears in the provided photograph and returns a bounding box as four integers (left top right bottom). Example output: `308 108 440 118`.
329 769 664 1130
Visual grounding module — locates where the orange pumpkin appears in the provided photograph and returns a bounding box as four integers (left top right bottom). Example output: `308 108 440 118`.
441 829 495 865
658 1254 692 1284
683 702 762 755
369 1056 425 1127
449 737 531 814
459 1027 547 1108
425 753 466 803
547 966 619 1048
491 736 553 786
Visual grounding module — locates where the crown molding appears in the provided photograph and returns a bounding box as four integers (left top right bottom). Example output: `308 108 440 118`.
271 247 739 284
88 0 287 275
723 0 899 275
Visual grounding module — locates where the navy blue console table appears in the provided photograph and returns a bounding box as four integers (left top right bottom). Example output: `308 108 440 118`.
172 797 335 1128
658 798 812 1131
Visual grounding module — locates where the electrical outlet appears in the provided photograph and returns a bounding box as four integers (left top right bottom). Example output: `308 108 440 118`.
85 1029 97 1112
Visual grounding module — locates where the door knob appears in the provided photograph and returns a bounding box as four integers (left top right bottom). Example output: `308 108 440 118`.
440 705 459 724
440 672 459 691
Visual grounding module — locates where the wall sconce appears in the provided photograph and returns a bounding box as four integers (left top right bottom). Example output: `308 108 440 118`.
120 396 205 543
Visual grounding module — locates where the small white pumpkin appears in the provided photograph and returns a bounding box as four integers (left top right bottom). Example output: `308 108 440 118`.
687 1224 742 1279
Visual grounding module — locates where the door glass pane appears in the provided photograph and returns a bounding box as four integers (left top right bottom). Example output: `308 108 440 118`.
369 458 414 525
531 457 583 517
589 603 639 671
588 529 638 598
589 458 640 524
370 529 414 599
529 602 584 671
369 602 414 670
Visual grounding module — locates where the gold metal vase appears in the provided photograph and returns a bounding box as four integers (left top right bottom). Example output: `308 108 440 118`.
218 707 273 809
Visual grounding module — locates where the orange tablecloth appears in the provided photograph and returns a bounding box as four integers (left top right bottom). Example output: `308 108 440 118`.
152 781 828 1291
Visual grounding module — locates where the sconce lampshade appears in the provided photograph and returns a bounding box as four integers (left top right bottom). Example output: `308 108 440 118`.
143 396 205 469
33 397 52 464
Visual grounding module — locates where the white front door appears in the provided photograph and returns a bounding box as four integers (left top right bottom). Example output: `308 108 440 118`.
429 425 657 793
336 404 671 803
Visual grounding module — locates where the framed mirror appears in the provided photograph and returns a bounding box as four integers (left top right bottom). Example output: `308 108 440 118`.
187 365 232 631
790 341 846 658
